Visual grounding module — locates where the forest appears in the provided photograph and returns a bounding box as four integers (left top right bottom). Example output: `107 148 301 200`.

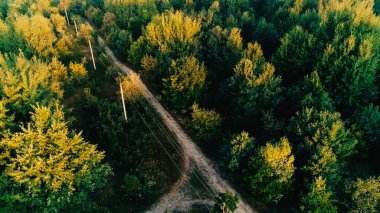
1 0 380 212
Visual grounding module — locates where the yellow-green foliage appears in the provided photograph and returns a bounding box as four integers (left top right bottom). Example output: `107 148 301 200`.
351 177 380 213
145 10 201 54
234 42 276 86
0 105 112 211
0 53 63 114
228 131 255 171
69 60 88 80
191 103 222 141
249 137 295 203
0 100 13 136
13 13 57 57
105 0 151 5
163 56 206 109
300 176 337 213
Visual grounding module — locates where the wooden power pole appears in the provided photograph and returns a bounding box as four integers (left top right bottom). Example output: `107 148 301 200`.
64 8 70 26
73 19 78 35
88 39 96 70
119 79 128 122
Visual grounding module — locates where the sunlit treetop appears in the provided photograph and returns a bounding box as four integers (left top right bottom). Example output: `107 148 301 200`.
145 10 202 55
13 13 57 57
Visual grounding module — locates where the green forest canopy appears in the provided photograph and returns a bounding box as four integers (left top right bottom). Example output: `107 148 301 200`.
0 0 380 212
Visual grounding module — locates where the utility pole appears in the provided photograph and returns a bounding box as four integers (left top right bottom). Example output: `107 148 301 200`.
88 39 96 70
119 79 128 122
73 19 78 35
64 8 70 26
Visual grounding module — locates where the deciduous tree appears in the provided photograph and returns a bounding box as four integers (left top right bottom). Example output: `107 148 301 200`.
248 137 295 203
0 105 112 212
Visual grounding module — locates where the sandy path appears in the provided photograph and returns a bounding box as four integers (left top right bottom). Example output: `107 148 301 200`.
97 36 256 213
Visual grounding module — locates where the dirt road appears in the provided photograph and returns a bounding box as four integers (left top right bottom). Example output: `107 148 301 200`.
97 36 256 213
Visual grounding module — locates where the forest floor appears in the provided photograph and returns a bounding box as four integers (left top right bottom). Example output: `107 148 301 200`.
95 35 256 213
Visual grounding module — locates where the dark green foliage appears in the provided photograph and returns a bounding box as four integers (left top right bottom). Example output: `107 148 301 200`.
0 0 7 19
291 108 357 187
272 25 317 85
107 27 133 59
104 0 158 39
122 175 141 199
229 42 282 125
213 191 239 213
227 131 255 172
352 104 380 150
252 18 279 57
204 26 243 78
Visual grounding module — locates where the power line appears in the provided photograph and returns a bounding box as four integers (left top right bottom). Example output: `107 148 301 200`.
70 19 221 211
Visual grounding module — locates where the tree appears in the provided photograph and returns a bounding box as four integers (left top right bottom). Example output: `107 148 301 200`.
85 6 103 28
0 105 112 212
0 0 8 19
227 131 255 171
163 56 206 110
229 42 282 124
291 108 357 187
248 137 295 203
0 100 13 137
69 60 88 80
300 176 337 213
78 23 94 42
106 27 133 59
191 103 222 142
299 71 334 112
0 53 64 119
315 0 380 113
129 10 202 68
352 104 380 152
252 18 279 57
104 0 158 38
204 26 243 77
13 13 57 57
213 191 239 213
350 176 380 213
272 25 317 86
121 72 142 101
